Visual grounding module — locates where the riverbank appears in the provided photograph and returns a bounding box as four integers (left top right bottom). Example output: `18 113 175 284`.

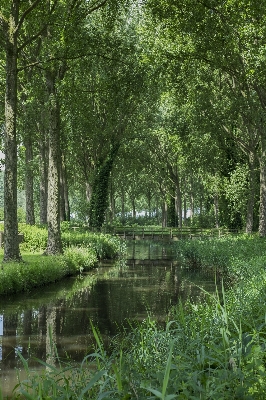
8 234 266 399
0 224 125 296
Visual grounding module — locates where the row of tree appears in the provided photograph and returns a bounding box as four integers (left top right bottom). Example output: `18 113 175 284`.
1 0 266 261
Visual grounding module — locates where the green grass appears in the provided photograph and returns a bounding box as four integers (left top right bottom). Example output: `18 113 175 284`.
0 224 126 296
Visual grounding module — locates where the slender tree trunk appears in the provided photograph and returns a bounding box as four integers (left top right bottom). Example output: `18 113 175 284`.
183 197 187 226
190 177 194 222
109 177 115 222
175 183 182 228
162 201 167 228
168 164 182 228
214 194 219 229
3 2 21 261
246 151 256 234
39 132 48 225
25 135 35 225
45 70 62 254
60 154 70 222
259 152 266 237
121 190 125 221
132 198 136 218
85 181 92 202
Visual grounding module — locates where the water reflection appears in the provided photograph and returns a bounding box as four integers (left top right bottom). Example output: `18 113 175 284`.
0 240 219 397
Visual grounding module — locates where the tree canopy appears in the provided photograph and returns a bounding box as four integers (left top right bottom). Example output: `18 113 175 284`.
1 0 265 259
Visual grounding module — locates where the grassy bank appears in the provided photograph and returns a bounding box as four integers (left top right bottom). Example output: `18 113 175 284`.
0 224 125 296
7 234 266 399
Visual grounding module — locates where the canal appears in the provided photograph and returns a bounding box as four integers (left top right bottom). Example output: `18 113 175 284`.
0 240 219 397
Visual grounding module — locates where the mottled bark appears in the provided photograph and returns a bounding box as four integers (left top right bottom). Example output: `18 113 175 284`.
60 154 70 222
3 1 21 261
85 181 92 203
39 132 48 225
25 135 35 225
45 70 62 254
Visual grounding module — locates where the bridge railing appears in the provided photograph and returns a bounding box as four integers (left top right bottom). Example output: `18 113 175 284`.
106 226 240 239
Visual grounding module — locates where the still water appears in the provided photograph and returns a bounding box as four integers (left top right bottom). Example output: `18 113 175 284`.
0 241 218 397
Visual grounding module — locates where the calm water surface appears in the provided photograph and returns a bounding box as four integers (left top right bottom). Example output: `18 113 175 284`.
0 240 219 397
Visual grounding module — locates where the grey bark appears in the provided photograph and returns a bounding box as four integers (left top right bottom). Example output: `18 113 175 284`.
3 1 21 261
25 135 35 225
39 131 48 225
60 154 70 222
45 70 62 254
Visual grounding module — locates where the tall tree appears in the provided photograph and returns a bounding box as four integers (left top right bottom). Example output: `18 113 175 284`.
0 0 44 261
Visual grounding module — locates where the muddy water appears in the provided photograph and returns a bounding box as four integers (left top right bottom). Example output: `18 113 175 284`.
0 241 219 397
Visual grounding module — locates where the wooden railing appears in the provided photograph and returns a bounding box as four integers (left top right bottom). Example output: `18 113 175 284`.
103 226 241 240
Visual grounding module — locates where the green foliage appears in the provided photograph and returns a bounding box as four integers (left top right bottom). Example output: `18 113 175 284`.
0 224 125 295
19 224 48 252
89 145 119 229
0 247 97 296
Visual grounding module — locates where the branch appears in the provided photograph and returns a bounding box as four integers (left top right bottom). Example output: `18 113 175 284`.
17 50 125 72
18 25 48 53
17 0 59 52
16 0 43 33
88 0 108 14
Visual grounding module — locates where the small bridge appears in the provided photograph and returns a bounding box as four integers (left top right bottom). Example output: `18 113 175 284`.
104 227 239 240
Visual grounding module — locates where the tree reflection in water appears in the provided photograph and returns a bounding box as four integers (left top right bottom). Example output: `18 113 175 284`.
0 241 220 397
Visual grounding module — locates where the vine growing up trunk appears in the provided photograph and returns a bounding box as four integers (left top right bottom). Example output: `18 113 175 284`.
89 144 119 229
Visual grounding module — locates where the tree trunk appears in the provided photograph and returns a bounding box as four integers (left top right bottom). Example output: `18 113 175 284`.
246 151 256 234
162 201 167 228
85 181 92 203
190 177 194 222
168 163 182 228
175 183 182 229
214 194 219 229
109 176 115 222
25 135 35 225
45 70 62 254
121 189 125 221
183 196 187 226
3 2 21 261
132 198 136 218
259 153 266 237
60 154 70 222
39 132 48 225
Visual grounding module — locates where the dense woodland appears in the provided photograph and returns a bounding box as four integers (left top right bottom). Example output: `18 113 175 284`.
1 0 266 260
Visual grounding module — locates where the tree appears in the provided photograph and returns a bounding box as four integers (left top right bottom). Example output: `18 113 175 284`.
0 0 45 261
